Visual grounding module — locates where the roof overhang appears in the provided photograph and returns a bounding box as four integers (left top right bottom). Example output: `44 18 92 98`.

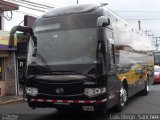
0 0 19 11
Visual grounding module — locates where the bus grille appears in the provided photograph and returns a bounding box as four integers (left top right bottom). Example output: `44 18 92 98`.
37 81 84 96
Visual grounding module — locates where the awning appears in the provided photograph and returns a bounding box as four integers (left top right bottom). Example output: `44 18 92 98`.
0 0 19 11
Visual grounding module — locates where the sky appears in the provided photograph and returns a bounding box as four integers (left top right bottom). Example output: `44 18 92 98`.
4 0 160 49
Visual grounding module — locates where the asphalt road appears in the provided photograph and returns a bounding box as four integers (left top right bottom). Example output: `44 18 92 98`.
0 84 160 120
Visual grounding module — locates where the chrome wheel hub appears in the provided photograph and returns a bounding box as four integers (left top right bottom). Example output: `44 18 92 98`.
147 84 149 92
120 87 127 107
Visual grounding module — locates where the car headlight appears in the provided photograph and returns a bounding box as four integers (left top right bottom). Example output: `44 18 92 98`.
26 87 38 96
84 87 106 97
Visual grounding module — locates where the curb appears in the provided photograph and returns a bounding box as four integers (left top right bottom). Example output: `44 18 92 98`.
0 98 23 105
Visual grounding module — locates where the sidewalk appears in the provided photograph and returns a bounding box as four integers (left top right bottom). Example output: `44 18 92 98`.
0 96 23 105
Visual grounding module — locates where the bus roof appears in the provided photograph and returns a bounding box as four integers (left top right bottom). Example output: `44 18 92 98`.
42 4 99 18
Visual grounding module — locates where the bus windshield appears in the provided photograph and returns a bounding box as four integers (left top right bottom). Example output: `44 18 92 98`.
27 14 99 75
28 28 97 66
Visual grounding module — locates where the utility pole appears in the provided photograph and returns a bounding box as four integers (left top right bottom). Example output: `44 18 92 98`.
138 20 141 30
148 34 154 51
153 37 160 51
77 0 78 4
148 34 154 37
143 29 151 35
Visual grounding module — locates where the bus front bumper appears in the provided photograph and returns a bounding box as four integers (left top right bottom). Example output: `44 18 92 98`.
26 98 107 112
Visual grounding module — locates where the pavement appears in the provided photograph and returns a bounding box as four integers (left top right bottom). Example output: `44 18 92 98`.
0 95 23 105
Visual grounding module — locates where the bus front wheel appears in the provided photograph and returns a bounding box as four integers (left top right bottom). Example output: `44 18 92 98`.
140 78 149 96
115 83 128 112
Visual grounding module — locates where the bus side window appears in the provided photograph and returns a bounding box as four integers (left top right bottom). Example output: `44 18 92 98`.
109 43 116 72
110 44 115 64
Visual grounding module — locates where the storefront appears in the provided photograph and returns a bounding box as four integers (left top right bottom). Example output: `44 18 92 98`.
0 51 8 96
0 30 17 96
0 57 4 96
0 0 19 96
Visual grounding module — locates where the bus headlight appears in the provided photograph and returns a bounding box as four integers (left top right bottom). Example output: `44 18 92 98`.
26 87 38 96
84 87 106 97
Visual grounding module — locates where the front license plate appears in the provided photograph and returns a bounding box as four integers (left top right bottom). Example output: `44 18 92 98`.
54 103 70 105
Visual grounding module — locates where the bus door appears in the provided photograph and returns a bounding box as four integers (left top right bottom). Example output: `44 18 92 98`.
105 28 118 108
107 40 117 90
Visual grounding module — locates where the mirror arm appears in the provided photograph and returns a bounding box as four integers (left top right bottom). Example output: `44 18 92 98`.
31 35 37 47
9 26 37 47
97 16 110 27
10 26 33 34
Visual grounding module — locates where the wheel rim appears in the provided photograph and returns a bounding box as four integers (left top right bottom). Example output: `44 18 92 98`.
146 83 149 92
120 86 127 107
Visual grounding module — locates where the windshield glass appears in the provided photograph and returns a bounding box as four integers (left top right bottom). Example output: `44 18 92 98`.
27 14 99 75
28 28 97 65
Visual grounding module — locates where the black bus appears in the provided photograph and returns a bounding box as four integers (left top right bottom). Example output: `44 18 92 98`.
9 4 153 112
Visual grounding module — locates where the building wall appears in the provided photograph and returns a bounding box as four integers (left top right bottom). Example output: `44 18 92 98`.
4 52 17 96
0 51 6 96
0 82 5 96
0 1 19 96
0 50 17 96
0 29 20 96
0 12 4 96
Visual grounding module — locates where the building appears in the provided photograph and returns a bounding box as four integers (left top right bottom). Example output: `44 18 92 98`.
0 0 19 96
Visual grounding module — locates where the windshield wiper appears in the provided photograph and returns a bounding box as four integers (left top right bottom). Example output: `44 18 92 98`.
27 70 96 79
26 71 55 79
50 70 96 79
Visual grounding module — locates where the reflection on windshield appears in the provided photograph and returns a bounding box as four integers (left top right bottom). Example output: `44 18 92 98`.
28 28 97 66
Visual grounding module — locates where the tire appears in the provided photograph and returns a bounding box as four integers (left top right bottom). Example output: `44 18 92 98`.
56 108 66 112
56 107 73 112
115 83 128 112
140 78 149 96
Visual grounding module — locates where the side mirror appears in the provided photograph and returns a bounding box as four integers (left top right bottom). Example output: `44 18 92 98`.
97 16 110 27
8 26 37 56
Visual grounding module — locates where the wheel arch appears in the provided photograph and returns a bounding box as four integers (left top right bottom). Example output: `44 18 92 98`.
147 73 150 81
121 78 128 91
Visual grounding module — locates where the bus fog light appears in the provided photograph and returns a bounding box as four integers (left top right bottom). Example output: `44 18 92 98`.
101 87 106 93
95 88 101 94
84 88 94 97
84 87 106 97
26 87 38 96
